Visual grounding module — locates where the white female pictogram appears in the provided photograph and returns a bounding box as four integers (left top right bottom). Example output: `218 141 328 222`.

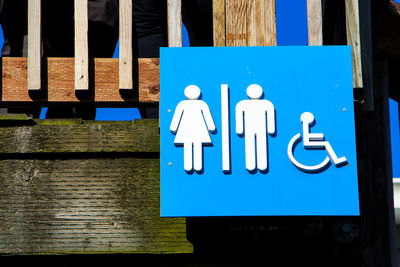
170 85 216 172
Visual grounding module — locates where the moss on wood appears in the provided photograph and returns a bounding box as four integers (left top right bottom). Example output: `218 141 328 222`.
0 119 190 255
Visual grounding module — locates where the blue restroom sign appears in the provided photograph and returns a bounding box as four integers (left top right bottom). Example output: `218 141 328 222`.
160 46 359 217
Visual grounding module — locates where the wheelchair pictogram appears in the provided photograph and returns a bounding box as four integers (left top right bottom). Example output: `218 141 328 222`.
287 112 348 172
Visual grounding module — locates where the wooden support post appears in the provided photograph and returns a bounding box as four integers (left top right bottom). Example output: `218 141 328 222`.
119 0 133 90
213 0 226 46
27 0 41 90
264 0 277 46
226 0 276 47
307 0 323 45
225 0 246 46
358 0 374 111
74 0 89 90
167 0 182 47
345 0 363 88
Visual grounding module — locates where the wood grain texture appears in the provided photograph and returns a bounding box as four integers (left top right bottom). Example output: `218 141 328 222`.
213 0 226 46
307 0 323 45
167 0 182 47
27 0 41 90
263 0 277 46
226 0 276 47
0 158 191 254
0 120 159 154
119 0 133 89
0 119 191 255
74 0 89 90
1 57 160 103
345 0 363 88
226 0 247 46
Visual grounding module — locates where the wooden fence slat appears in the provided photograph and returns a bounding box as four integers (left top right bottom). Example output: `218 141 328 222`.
213 0 226 46
27 0 41 90
226 0 247 46
345 0 363 88
74 0 89 90
226 0 276 47
264 0 277 46
167 0 182 47
307 0 323 45
119 0 133 90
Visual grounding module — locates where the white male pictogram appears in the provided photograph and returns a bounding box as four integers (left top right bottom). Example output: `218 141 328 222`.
235 84 276 171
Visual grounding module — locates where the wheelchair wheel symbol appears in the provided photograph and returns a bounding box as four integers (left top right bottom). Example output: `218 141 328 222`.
287 112 347 173
287 133 330 172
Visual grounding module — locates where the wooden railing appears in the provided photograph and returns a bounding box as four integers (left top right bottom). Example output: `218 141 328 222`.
0 0 363 104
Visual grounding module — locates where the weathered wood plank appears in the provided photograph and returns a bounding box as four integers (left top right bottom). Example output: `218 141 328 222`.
119 0 133 90
213 0 226 46
226 0 276 46
226 0 247 46
74 0 89 90
0 120 159 153
307 0 323 45
27 0 41 90
345 0 363 88
1 57 159 103
167 0 182 47
263 0 277 46
0 158 192 254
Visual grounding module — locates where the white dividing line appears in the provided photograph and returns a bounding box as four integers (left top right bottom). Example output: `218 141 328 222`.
221 84 230 172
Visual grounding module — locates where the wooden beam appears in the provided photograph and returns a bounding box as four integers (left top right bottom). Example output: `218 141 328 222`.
27 0 41 90
345 0 363 88
0 120 160 153
167 0 182 47
307 0 323 45
74 0 89 90
119 0 133 90
0 119 192 255
1 57 160 103
213 0 226 46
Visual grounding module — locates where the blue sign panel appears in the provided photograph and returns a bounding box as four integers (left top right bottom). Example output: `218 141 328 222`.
160 46 359 217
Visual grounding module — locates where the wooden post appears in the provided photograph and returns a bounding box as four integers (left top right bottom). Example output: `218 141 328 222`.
167 0 182 47
225 0 246 46
119 0 133 90
307 0 323 45
74 0 89 90
264 0 277 46
226 0 276 47
213 0 226 46
358 0 374 111
27 0 41 90
345 0 363 88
